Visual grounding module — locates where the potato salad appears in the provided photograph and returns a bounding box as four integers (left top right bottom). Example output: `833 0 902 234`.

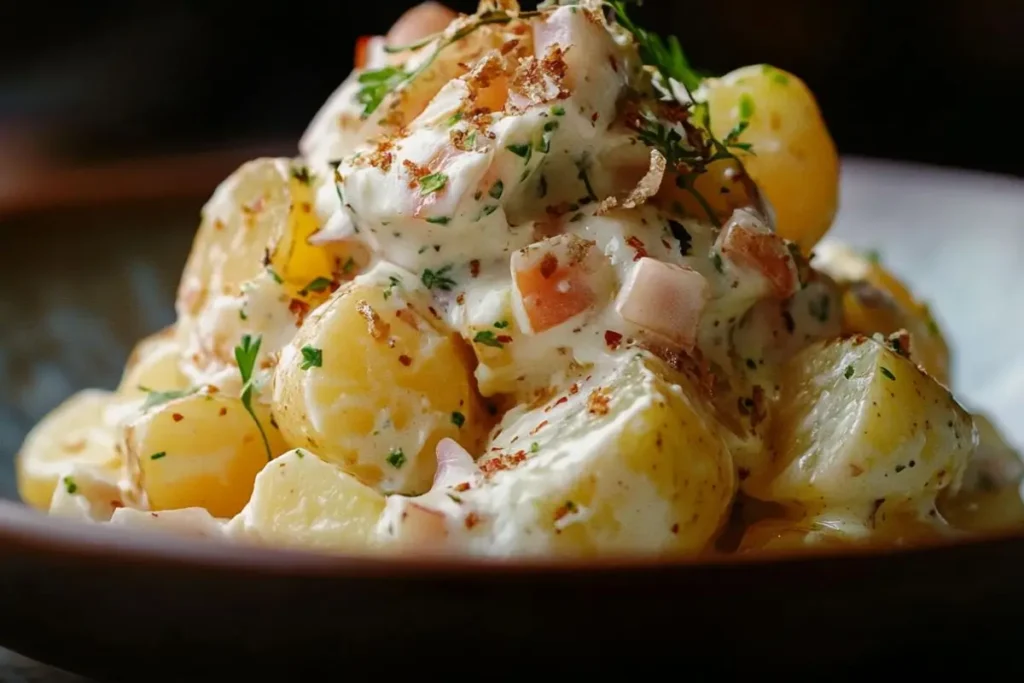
18 0 1024 558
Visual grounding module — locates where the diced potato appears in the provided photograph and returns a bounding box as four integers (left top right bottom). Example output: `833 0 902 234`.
117 326 188 398
272 266 486 495
17 390 122 511
122 392 290 518
755 336 976 507
175 158 361 378
703 64 839 252
227 449 385 552
813 242 951 385
451 354 735 556
47 464 125 522
939 414 1024 532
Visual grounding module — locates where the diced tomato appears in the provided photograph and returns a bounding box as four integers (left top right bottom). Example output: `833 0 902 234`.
514 257 596 333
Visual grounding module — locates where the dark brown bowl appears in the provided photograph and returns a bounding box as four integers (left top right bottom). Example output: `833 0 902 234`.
2 157 1023 680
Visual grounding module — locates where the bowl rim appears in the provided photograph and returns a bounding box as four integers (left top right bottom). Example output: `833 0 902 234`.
3 498 1024 576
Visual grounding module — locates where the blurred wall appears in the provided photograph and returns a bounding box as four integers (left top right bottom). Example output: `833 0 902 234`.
0 0 1018 175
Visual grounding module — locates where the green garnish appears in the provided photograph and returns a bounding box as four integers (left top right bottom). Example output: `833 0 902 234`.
266 268 284 284
551 105 566 116
290 166 314 185
387 448 407 469
712 253 724 273
139 387 198 411
446 111 464 126
418 172 448 195
494 320 509 329
473 330 504 348
300 346 323 370
451 411 466 428
234 334 273 461
426 216 451 225
355 66 409 116
530 442 540 453
342 257 356 274
608 0 704 92
150 452 167 461
421 265 457 291
507 143 533 161
489 180 504 200
738 93 756 120
844 365 855 380
302 277 332 294
63 476 78 495
881 367 896 381
382 275 402 300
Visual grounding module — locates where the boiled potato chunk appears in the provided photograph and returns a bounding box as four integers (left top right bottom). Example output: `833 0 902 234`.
117 326 188 398
759 336 976 507
227 449 385 552
703 64 839 252
459 354 735 556
17 390 122 511
122 392 290 518
813 241 951 384
272 265 485 495
939 414 1024 532
175 158 358 379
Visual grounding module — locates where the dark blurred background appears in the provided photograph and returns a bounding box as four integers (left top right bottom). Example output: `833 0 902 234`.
0 0 1020 215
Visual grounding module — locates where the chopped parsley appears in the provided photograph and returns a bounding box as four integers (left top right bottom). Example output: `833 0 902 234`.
302 276 332 294
844 365 855 380
421 265 456 291
880 367 896 381
382 275 402 300
426 216 451 225
738 93 756 120
266 268 284 284
712 252 724 273
530 442 540 453
234 334 273 461
489 180 504 200
355 65 409 116
451 411 466 428
300 346 323 370
418 172 449 196
139 386 198 411
506 143 533 160
150 452 167 461
446 111 464 126
342 257 356 274
290 166 313 185
63 476 78 495
494 320 509 329
386 448 407 469
473 330 504 348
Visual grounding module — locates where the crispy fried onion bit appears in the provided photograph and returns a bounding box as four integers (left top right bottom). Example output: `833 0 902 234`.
597 149 667 215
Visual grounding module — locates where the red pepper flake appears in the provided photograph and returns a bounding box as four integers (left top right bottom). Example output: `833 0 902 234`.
395 306 420 330
110 500 124 510
300 201 312 214
454 482 471 492
398 354 413 366
554 396 568 407
591 111 599 123
456 293 466 305
464 512 481 529
661 238 672 249
625 236 648 261
289 298 311 327
569 383 579 395
539 253 558 278
480 451 527 476
172 413 184 422
496 334 513 344
428 306 440 319
470 259 481 278
670 523 679 534
218 407 228 417
213 219 226 231
587 388 610 415
604 330 623 350
554 500 578 522
529 420 549 436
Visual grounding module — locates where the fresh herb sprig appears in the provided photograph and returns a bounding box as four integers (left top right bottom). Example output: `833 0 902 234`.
607 0 704 94
234 334 273 461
